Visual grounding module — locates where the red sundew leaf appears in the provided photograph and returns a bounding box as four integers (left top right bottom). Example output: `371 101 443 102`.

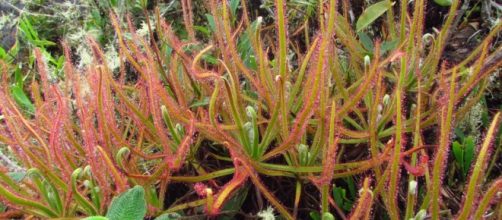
97 145 128 193
457 112 501 219
169 116 196 170
159 21 190 61
430 65 458 219
33 48 51 101
154 80 190 122
65 65 110 202
472 177 502 219
207 164 249 216
348 178 374 220
100 68 126 148
262 38 325 160
402 159 426 177
181 0 195 41
48 86 72 179
240 156 294 219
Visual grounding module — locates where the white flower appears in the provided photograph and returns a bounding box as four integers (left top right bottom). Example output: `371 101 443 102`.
257 206 276 220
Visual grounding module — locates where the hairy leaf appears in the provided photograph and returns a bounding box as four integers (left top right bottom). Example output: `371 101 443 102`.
105 186 146 220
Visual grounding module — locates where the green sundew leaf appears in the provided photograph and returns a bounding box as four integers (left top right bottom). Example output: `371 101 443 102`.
202 54 219 65
189 97 210 108
83 216 109 220
11 86 35 115
356 1 394 32
105 186 146 220
434 0 452 7
463 137 475 176
155 213 182 220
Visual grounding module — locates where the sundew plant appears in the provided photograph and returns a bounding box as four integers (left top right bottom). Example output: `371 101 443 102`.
0 0 501 219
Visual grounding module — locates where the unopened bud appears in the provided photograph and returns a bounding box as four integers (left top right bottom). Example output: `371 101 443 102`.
364 55 371 67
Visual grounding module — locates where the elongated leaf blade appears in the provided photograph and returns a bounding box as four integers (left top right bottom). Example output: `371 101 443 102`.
11 86 35 115
356 1 394 32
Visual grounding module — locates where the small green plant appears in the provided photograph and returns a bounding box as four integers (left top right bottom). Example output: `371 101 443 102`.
84 185 147 220
452 135 475 178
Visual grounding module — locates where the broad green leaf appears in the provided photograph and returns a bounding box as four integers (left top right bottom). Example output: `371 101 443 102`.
230 0 240 17
189 97 210 108
463 137 475 175
452 141 464 170
357 32 374 52
356 1 394 32
332 186 353 211
344 177 356 199
434 0 452 6
105 186 146 220
11 86 35 115
205 14 216 33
